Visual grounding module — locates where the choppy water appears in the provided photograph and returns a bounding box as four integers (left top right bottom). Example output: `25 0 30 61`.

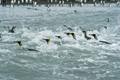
0 4 120 80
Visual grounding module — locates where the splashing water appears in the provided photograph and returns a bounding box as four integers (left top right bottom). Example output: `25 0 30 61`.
0 4 120 80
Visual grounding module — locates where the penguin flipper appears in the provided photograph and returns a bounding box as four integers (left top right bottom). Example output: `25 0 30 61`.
99 41 111 44
68 28 73 31
27 48 39 52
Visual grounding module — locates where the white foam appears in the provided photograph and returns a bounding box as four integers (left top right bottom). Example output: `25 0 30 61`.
0 49 11 53
36 43 58 52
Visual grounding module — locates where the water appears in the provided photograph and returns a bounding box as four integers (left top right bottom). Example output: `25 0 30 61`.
0 4 120 80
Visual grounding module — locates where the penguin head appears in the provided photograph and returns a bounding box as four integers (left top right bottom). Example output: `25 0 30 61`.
63 25 67 27
71 33 76 40
43 39 50 44
71 33 75 37
47 39 50 44
104 26 107 29
65 33 71 36
14 41 22 46
12 26 16 29
83 31 86 34
90 34 98 40
55 36 62 39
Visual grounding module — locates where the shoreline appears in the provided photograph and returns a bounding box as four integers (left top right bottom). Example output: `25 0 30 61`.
0 0 119 5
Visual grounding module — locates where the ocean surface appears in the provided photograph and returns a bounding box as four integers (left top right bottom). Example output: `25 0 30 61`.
0 4 120 80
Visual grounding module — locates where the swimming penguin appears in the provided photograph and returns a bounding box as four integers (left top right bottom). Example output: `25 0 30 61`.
8 26 16 33
89 34 111 44
65 32 71 36
14 41 22 46
104 26 107 30
11 26 16 33
14 41 39 51
55 36 62 46
89 34 98 40
71 33 76 40
82 31 91 40
63 25 73 31
55 36 62 39
74 10 77 13
43 39 50 44
8 27 11 32
64 32 76 40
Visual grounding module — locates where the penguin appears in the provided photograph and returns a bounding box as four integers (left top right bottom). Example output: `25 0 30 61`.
63 25 73 31
14 41 39 51
8 26 16 33
89 34 111 44
104 26 107 30
74 10 77 13
64 32 71 36
71 33 76 40
82 31 91 40
89 34 98 40
55 36 62 39
55 36 62 46
43 39 50 44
